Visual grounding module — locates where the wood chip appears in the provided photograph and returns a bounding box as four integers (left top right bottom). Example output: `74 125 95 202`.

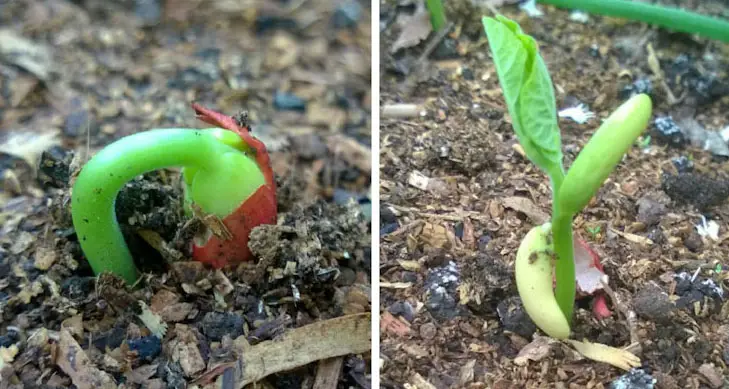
326 134 371 174
54 330 117 389
381 311 411 336
312 357 344 389
194 313 370 388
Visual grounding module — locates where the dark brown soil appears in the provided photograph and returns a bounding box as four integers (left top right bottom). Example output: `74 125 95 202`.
380 1 729 388
0 0 371 388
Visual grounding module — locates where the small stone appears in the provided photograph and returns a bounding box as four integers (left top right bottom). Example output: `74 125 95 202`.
289 133 327 160
273 91 306 112
419 322 437 340
610 368 656 389
652 116 685 147
255 15 298 34
661 173 729 211
63 97 90 138
380 222 399 236
496 296 537 339
331 0 362 29
127 335 162 361
620 78 652 100
426 286 460 321
135 0 161 25
387 301 415 323
633 283 674 322
200 312 245 341
432 38 460 60
636 196 667 226
683 231 703 252
671 156 693 173
0 329 19 348
697 364 722 388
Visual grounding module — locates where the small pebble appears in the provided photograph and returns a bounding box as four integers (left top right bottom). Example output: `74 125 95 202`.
273 91 306 112
620 78 652 99
255 15 297 34
387 301 415 323
661 173 729 211
380 222 399 236
610 368 656 389
127 335 162 361
496 296 536 339
331 0 362 29
63 97 90 138
201 312 245 341
633 283 674 322
135 0 161 25
683 231 703 252
636 196 667 226
671 156 693 173
431 38 459 60
652 116 685 147
419 322 437 340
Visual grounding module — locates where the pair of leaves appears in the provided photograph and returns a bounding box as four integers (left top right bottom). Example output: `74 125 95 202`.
483 15 563 178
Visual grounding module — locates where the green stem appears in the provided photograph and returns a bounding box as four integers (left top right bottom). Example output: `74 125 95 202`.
71 129 257 285
551 211 575 322
537 0 729 43
548 166 575 322
426 0 446 31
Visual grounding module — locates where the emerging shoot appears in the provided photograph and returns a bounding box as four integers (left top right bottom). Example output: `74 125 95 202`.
71 104 277 285
483 15 652 338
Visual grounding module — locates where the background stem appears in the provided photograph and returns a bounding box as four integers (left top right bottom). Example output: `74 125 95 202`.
71 129 228 284
425 0 446 31
537 0 729 43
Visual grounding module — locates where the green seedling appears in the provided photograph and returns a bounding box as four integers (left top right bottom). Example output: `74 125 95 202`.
425 0 446 31
586 225 601 240
635 135 651 150
483 15 652 338
71 105 277 285
537 0 729 43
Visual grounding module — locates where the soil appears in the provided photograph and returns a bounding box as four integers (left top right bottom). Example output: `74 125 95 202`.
0 1 371 388
380 1 729 388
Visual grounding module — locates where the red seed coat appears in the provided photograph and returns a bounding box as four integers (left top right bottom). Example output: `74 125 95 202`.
189 104 278 268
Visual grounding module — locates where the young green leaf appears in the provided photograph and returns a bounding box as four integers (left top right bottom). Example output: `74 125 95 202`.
483 15 563 177
558 94 652 215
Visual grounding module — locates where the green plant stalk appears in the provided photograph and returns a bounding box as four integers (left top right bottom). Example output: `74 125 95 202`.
547 169 575 322
537 0 729 43
551 212 574 321
71 129 264 285
426 0 446 31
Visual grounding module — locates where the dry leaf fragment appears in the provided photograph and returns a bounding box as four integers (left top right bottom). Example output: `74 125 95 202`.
391 3 432 53
502 196 549 224
138 301 168 339
514 336 557 365
565 339 641 371
397 259 422 271
0 29 52 80
609 228 653 245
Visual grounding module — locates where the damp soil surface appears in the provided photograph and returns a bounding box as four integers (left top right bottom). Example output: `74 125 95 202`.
0 0 371 388
380 1 729 388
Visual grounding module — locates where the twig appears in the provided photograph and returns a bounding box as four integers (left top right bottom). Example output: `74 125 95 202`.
600 281 641 353
193 313 371 388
